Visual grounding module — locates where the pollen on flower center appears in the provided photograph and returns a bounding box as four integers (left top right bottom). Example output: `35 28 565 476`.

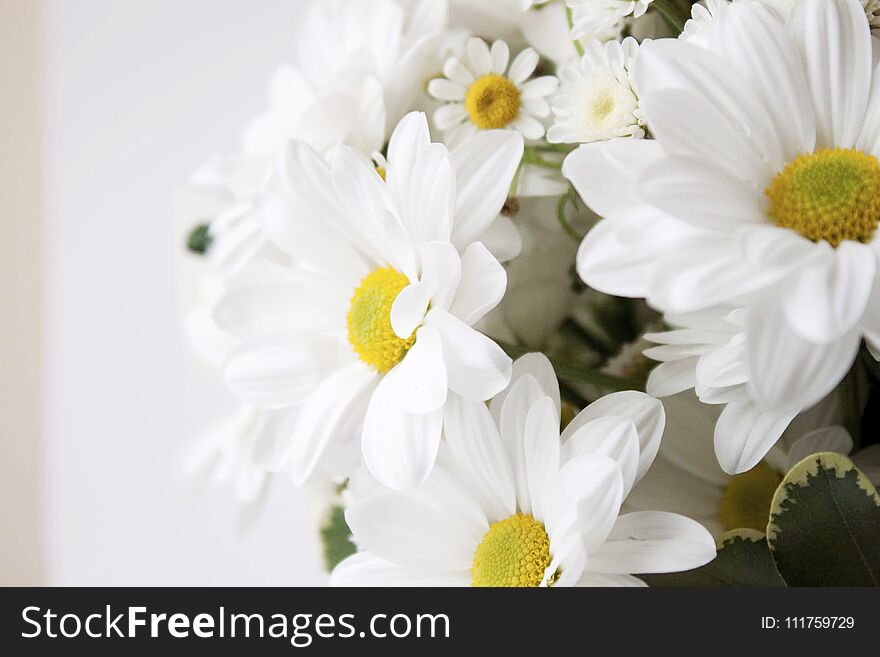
766 148 880 247
465 73 521 130
347 267 415 374
718 462 783 533
471 513 552 587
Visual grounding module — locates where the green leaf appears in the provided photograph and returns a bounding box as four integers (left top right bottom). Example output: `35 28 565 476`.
767 452 880 586
640 529 786 587
186 223 213 255
319 505 356 572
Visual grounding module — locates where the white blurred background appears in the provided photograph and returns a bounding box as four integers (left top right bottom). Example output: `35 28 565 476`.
1 0 326 585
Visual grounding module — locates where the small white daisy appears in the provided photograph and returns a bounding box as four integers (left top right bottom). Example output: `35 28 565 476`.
429 38 559 145
548 37 646 144
566 0 654 40
331 354 715 586
217 112 524 491
626 392 880 536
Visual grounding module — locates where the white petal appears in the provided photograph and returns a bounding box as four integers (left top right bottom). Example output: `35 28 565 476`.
390 280 431 340
386 115 456 244
466 37 492 75
361 376 443 490
443 57 474 86
428 78 466 102
491 352 561 424
497 373 547 513
588 511 716 574
524 397 562 523
511 114 545 140
562 416 640 498
451 130 524 247
417 241 463 313
224 334 332 408
783 242 876 343
508 48 539 85
443 394 516 521
563 391 666 487
646 357 699 398
786 0 873 148
427 309 512 401
382 326 448 414
434 103 468 130
289 363 377 485
748 301 860 410
479 214 523 262
331 552 469 587
448 242 507 325
520 75 559 100
563 140 665 217
490 39 510 74
345 495 473 572
549 455 624 555
787 426 853 465
714 401 798 475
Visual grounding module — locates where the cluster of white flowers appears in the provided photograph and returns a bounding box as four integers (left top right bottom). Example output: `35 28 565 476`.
177 0 880 586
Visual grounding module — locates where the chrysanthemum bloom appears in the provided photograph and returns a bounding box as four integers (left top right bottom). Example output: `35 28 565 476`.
331 355 715 586
244 0 446 157
429 38 559 145
626 392 880 535
216 112 523 490
566 0 655 40
566 0 880 473
548 37 645 144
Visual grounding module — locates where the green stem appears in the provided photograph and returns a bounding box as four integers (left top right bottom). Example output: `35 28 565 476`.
557 189 584 242
652 0 690 35
496 340 642 393
522 149 563 170
565 6 585 57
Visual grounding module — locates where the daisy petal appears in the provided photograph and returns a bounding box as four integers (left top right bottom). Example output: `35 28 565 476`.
524 397 562 523
588 511 716 574
382 326 448 415
345 495 473 571
451 129 524 247
714 401 799 475
467 37 492 75
427 309 512 401
362 375 443 490
787 426 853 464
331 552 469 587
428 78 466 102
508 48 539 85
443 394 517 521
520 76 559 100
448 242 507 326
490 39 510 74
562 416 640 498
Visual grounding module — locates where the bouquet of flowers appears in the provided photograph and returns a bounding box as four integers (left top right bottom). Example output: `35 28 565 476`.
177 0 880 587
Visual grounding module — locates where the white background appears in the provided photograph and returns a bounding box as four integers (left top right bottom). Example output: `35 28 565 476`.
42 0 326 585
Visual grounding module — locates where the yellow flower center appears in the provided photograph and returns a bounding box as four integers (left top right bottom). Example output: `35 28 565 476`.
718 462 783 533
347 267 415 373
766 148 880 247
465 74 521 130
471 513 552 587
375 165 386 181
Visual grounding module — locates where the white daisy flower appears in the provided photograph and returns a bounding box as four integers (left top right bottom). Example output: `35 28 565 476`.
216 112 524 491
331 354 715 586
565 0 880 471
428 38 559 145
566 0 654 40
626 392 880 536
548 37 646 144
244 0 447 157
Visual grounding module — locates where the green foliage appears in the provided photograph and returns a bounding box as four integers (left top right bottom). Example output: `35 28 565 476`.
320 505 356 572
640 529 785 587
767 452 880 586
186 223 212 255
